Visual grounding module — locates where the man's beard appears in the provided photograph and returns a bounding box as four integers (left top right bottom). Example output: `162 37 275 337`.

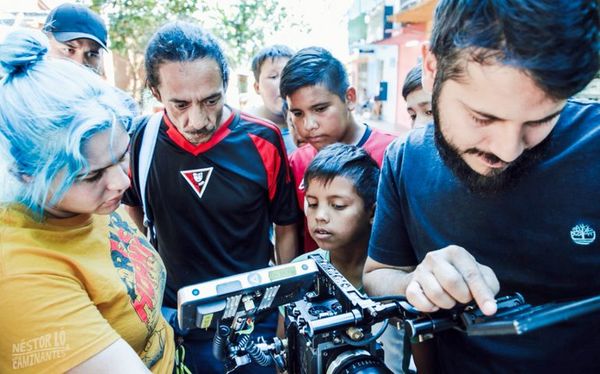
432 85 551 195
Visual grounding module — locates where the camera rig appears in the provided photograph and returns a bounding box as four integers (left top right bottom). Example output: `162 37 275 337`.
177 254 600 373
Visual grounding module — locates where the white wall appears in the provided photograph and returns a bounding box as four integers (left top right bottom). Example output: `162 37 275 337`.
367 44 397 125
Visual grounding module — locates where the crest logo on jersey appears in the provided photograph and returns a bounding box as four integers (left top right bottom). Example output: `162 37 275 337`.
570 224 596 245
181 167 214 199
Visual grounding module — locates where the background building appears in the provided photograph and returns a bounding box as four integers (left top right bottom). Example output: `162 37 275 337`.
347 0 435 132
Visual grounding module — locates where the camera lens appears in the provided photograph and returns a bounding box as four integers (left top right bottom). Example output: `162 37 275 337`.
326 350 392 374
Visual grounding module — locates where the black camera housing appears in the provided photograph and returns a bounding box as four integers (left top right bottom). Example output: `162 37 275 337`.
177 253 600 373
284 297 389 374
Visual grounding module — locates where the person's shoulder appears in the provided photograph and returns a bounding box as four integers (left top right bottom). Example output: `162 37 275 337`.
369 126 399 140
0 207 89 277
382 125 432 165
566 98 600 108
237 110 287 147
289 143 317 165
562 99 600 120
130 112 158 140
550 99 600 151
132 113 150 130
385 123 433 157
383 137 407 161
238 110 280 132
367 127 398 148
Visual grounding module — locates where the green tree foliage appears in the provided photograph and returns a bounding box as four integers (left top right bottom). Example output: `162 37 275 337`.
203 0 290 68
90 0 304 104
90 0 198 102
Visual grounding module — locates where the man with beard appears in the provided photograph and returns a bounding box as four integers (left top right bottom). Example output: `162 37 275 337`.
363 0 599 372
123 22 300 373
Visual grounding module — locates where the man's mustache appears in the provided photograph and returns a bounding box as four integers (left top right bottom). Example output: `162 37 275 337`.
187 127 216 136
464 148 508 165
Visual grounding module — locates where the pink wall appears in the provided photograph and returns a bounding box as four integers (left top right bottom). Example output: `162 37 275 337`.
376 24 427 132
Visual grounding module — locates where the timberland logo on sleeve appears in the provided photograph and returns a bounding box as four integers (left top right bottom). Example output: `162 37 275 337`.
570 224 596 245
11 329 69 369
181 167 213 199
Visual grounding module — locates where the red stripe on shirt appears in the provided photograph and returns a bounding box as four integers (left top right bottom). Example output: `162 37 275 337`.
248 133 281 201
241 112 291 183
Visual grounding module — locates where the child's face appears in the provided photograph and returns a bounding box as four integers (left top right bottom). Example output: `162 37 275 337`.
254 57 289 117
287 84 355 150
406 88 433 128
305 176 372 252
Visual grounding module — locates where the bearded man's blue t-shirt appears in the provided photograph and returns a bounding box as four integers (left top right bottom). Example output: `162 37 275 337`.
369 100 600 373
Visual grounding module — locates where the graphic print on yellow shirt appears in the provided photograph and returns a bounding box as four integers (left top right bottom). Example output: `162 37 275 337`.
0 206 174 373
108 211 170 369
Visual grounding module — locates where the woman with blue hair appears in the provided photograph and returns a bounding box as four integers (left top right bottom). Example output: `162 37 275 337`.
0 29 174 373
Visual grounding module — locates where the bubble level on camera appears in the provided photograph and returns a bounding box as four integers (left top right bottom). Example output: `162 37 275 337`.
269 266 297 281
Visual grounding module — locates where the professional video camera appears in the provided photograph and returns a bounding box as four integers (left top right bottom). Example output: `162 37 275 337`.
177 254 600 374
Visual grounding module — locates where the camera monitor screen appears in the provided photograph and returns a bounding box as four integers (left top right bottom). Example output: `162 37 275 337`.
178 260 319 331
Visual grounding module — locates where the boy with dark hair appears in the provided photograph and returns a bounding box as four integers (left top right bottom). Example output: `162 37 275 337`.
301 143 379 275
287 143 405 372
280 46 396 253
364 0 600 372
248 45 296 153
402 64 432 129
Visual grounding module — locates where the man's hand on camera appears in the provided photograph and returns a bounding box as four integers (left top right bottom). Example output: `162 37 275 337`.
405 245 500 316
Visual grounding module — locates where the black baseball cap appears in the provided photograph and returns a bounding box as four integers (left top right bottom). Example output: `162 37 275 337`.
43 3 108 50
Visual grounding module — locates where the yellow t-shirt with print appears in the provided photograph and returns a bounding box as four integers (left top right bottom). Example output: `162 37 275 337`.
0 205 174 373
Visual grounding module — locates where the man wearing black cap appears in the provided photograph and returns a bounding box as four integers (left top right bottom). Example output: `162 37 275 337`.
43 3 107 74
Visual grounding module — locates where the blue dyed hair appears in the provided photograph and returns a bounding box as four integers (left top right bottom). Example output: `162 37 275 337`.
280 47 350 102
145 22 229 91
304 144 379 210
430 0 599 99
0 28 135 218
251 44 294 81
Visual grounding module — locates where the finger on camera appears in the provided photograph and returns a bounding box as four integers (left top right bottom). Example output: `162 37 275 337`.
406 280 439 312
479 264 500 295
452 258 497 315
414 270 457 310
432 260 473 304
452 251 496 315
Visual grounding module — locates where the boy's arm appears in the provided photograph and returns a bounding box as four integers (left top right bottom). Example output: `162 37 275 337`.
275 223 299 264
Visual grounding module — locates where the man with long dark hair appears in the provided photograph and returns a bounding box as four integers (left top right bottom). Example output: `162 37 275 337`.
123 22 300 373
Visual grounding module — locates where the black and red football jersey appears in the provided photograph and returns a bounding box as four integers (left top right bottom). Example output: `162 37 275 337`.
124 108 301 308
